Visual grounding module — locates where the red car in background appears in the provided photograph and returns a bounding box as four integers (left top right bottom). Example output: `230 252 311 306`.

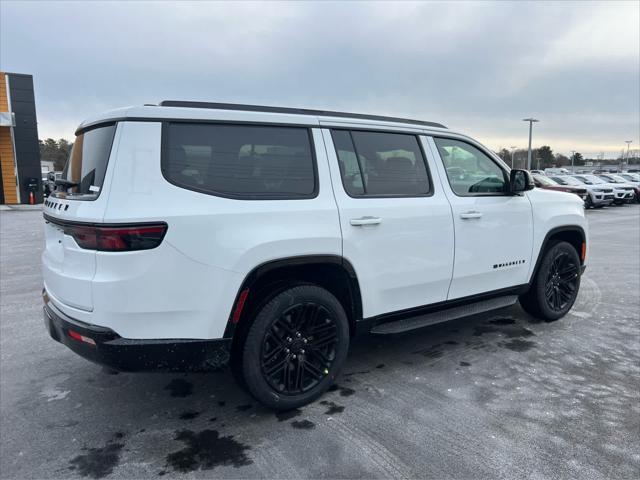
532 174 588 202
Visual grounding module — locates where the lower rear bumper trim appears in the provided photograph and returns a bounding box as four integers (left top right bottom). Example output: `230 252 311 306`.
44 301 230 372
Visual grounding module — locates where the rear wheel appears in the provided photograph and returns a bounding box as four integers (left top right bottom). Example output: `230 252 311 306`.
241 285 349 410
520 241 581 321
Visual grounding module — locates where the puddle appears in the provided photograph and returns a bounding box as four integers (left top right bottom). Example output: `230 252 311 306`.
69 433 125 478
179 411 200 420
500 338 537 352
320 400 345 414
291 420 315 430
165 429 252 473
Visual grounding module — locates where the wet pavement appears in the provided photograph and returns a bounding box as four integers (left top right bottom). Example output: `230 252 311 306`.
1 204 639 479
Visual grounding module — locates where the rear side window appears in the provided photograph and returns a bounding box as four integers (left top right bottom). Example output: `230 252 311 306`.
331 130 430 196
59 124 116 199
163 123 316 199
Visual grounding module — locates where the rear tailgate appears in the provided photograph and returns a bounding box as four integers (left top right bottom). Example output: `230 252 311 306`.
42 203 105 311
42 123 118 311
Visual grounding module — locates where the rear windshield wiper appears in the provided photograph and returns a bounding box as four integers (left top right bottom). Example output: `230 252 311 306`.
54 179 79 188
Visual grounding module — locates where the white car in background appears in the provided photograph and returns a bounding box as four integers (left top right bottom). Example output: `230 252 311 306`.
573 174 634 205
596 173 640 203
549 175 613 208
544 168 571 175
618 172 640 186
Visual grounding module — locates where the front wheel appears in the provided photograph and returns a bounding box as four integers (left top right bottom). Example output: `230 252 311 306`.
241 285 350 410
584 195 593 209
520 241 581 321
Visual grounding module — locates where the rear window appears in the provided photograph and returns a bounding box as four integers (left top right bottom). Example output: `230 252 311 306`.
162 123 316 199
59 124 116 199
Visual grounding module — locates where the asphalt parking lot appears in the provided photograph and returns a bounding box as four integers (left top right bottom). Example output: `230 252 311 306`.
1 205 639 479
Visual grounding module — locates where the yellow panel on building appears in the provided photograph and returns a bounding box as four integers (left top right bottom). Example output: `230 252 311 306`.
0 72 19 204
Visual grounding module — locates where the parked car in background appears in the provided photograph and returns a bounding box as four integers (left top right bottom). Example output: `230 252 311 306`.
619 172 640 184
573 174 634 205
530 169 545 175
545 168 571 175
596 173 640 203
532 174 587 202
549 175 613 208
41 101 588 410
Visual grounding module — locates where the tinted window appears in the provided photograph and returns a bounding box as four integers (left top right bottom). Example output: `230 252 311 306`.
164 123 316 198
434 138 507 196
331 130 430 196
60 124 116 199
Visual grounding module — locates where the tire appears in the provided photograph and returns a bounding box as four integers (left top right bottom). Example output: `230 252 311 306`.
585 195 593 209
519 241 581 321
240 285 350 410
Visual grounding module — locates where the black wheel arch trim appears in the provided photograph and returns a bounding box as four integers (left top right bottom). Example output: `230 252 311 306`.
223 255 363 339
530 225 586 283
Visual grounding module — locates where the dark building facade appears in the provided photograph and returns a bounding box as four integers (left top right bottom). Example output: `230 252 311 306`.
0 72 42 204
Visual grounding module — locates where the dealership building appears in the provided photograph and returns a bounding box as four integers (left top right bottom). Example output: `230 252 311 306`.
0 72 42 204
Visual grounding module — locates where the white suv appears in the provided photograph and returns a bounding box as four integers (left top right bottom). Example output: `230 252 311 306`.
42 102 587 409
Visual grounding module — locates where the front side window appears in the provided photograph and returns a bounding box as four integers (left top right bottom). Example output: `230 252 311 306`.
163 123 316 199
331 130 430 196
58 124 116 199
434 138 507 196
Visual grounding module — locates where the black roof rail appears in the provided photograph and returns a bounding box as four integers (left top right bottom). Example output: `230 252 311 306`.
158 100 446 129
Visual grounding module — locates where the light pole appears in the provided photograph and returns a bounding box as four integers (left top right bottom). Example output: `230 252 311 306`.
523 118 539 170
510 146 517 168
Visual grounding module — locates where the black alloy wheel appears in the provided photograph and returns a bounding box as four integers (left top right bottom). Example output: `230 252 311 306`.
241 285 349 410
544 251 579 312
519 241 581 321
261 302 338 395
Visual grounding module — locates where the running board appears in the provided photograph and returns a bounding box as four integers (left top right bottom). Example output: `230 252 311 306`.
370 295 519 335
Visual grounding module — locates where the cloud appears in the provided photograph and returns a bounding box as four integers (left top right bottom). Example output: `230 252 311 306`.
1 0 638 157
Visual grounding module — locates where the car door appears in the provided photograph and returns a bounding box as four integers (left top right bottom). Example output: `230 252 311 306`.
426 136 533 300
321 127 455 318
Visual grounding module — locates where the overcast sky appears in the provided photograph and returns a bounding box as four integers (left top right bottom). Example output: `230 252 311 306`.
1 0 638 157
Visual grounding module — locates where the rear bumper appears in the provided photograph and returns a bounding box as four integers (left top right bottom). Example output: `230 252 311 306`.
44 294 231 372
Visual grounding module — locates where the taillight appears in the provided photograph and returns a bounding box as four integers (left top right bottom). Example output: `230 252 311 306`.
63 223 167 251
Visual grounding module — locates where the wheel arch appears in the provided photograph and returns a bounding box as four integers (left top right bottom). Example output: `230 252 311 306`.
530 225 586 283
224 255 363 346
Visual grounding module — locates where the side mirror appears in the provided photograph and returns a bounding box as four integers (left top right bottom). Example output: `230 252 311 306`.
510 169 535 193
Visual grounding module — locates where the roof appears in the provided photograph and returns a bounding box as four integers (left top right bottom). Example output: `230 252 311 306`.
76 102 449 134
158 101 447 129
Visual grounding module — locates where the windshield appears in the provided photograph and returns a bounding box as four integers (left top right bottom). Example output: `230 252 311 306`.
610 175 630 183
575 175 605 185
57 124 116 199
599 175 623 183
533 174 559 186
621 173 640 181
553 176 582 186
